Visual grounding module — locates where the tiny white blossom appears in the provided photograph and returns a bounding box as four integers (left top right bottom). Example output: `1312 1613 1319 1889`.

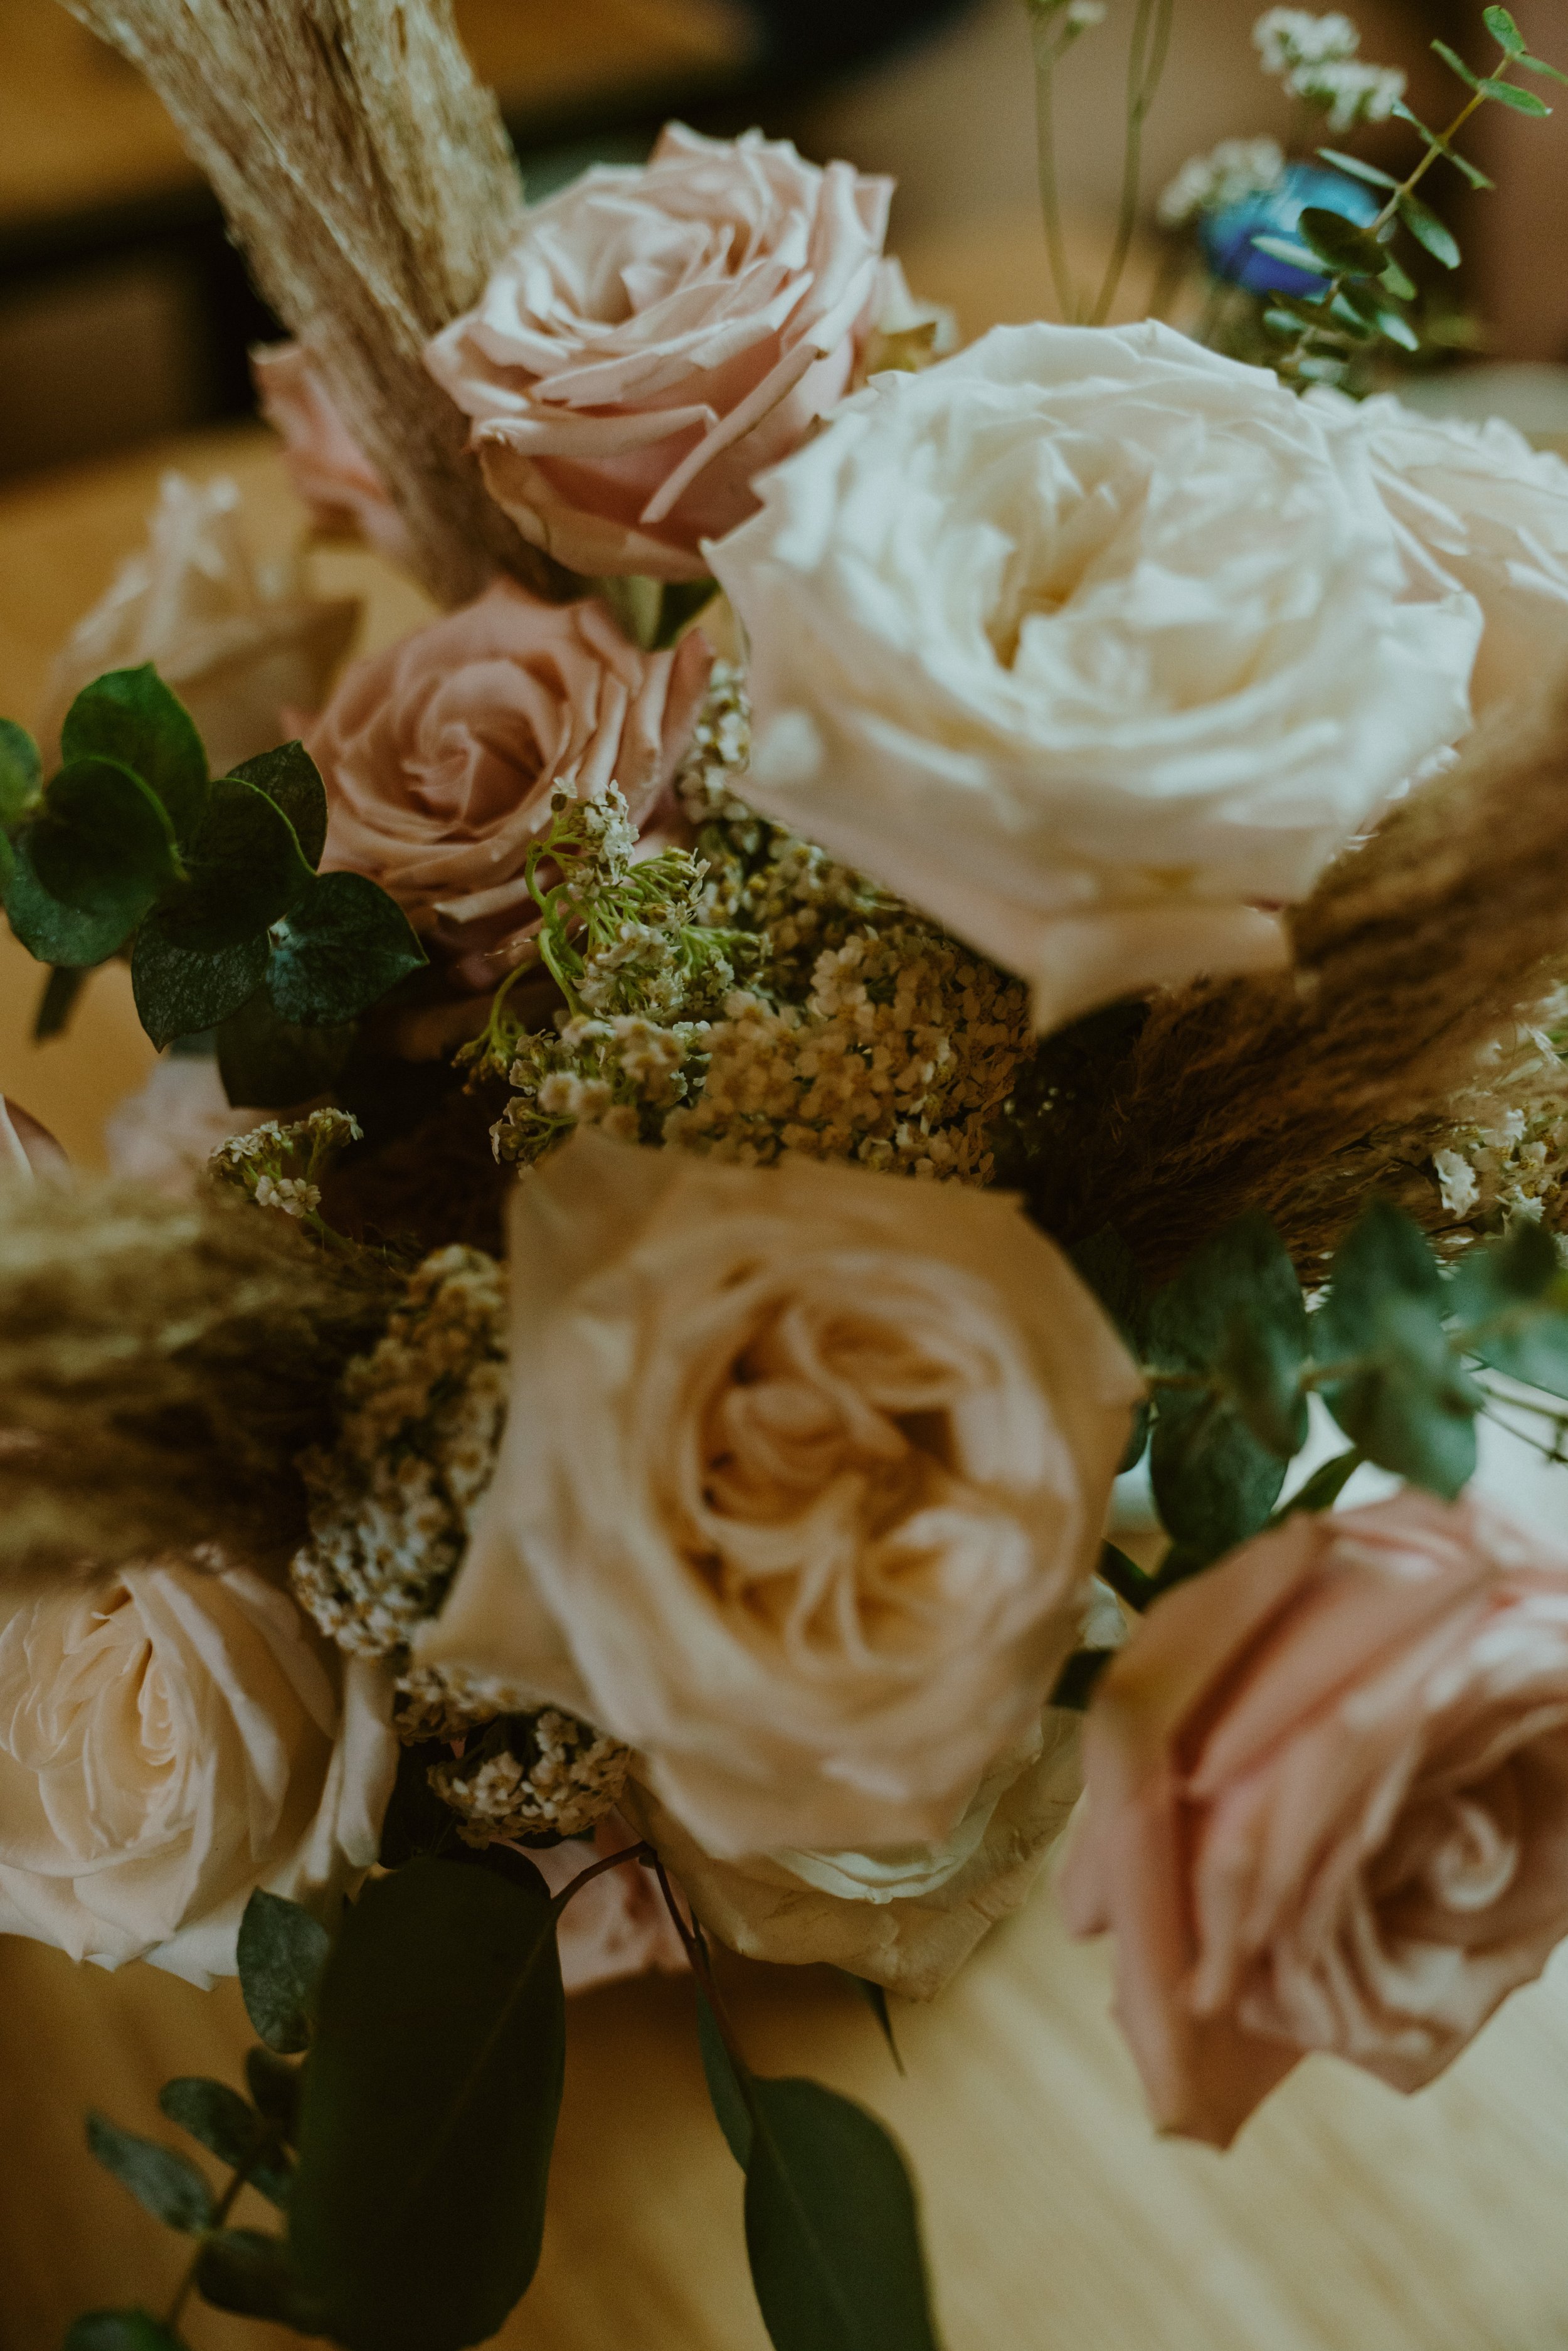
1433 1149 1481 1219
253 1175 321 1218
1157 135 1286 228
1254 8 1360 74
1288 55 1406 129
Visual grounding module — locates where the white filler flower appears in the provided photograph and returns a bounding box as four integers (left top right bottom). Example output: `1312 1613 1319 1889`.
708 321 1481 1035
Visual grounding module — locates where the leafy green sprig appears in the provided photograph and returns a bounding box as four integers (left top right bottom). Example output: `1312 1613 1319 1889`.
1260 7 1564 386
1 666 425 1076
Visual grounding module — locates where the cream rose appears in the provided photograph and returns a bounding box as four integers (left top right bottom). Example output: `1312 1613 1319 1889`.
306 580 712 989
1 1098 67 1183
424 124 893 581
253 341 413 567
1312 391 1568 715
708 320 1483 1038
415 1128 1141 1862
1060 1493 1568 2147
41 472 359 781
0 1558 397 1987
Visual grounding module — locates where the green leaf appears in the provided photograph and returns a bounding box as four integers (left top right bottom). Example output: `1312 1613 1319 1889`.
229 743 329 871
1397 192 1462 268
157 778 314 953
1432 37 1481 87
1518 51 1568 84
158 2078 292 2211
194 2231 324 2328
86 2113 214 2234
1390 98 1496 185
216 989 358 1110
842 1975 905 2076
237 1890 331 2056
60 667 207 846
1484 5 1525 53
289 1857 565 2351
4 831 130 965
1480 74 1551 110
1379 254 1417 300
1317 146 1399 188
1452 1219 1568 1398
34 963 86 1041
65 2314 187 2351
267 870 426 1025
245 2049 302 2150
1251 233 1328 275
1269 1446 1364 1523
1297 206 1387 275
0 716 41 823
1316 1199 1481 1498
697 1987 753 2167
29 757 179 928
744 2077 939 2351
130 918 268 1052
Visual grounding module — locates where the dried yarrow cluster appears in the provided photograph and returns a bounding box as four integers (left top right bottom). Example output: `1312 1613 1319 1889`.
427 1709 631 1847
1428 997 1568 1229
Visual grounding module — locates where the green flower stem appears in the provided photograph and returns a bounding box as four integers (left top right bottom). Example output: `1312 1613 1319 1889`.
1029 18 1082 322
1090 0 1175 324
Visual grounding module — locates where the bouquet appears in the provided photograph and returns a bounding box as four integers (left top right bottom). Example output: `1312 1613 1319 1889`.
8 1 1568 2344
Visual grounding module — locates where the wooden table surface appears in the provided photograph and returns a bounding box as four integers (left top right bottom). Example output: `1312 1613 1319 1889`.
6 415 1568 2351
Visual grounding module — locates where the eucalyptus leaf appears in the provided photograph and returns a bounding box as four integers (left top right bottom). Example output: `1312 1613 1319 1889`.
288 1857 564 2351
1483 5 1525 53
157 778 314 953
1379 255 1418 300
1316 1200 1481 1498
65 2314 187 2351
697 1988 753 2168
34 963 86 1041
4 832 131 966
1397 191 1461 267
29 756 179 923
1296 206 1386 275
60 666 207 846
1389 98 1496 184
86 2113 214 2234
1480 73 1550 109
1269 1447 1363 1523
229 743 329 870
1518 51 1568 84
158 2078 292 2211
130 917 268 1052
216 989 358 1110
1317 146 1398 187
1431 36 1481 86
237 1890 331 2056
245 2049 302 2150
195 2230 323 2327
1451 1218 1568 1398
0 716 40 822
744 2077 940 2351
267 870 426 1025
1250 233 1327 275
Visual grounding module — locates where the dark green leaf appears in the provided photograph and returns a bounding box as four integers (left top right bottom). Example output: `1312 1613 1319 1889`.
1152 1390 1288 1554
237 1891 331 2056
245 2049 302 2150
229 743 329 871
130 917 268 1052
744 2076 939 2351
194 2231 324 2328
1316 1199 1481 1497
697 1987 753 2167
0 716 41 823
65 2313 187 2351
267 870 426 1025
29 756 179 928
1269 1447 1363 1523
86 2113 213 2234
61 667 207 846
1432 37 1481 86
4 831 130 965
1379 254 1417 300
1397 191 1462 268
1296 206 1387 275
654 576 721 650
1098 1539 1156 1613
289 1857 564 2351
33 963 85 1041
1049 1648 1116 1710
1317 146 1399 187
1480 74 1551 110
1452 1219 1568 1398
158 2078 292 2211
216 989 358 1110
842 1975 904 2076
1484 5 1525 53
157 778 314 953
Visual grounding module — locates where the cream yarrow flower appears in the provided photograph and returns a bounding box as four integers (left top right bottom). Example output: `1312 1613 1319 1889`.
429 1708 632 1847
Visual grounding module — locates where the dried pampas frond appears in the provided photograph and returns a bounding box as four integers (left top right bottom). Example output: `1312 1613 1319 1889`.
60 0 558 607
1036 674 1568 1278
0 1181 396 1585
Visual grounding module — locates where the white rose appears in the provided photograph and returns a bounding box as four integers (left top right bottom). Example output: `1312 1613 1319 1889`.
41 472 360 779
1311 391 1568 716
415 1128 1140 1861
0 1558 397 1987
707 321 1481 1037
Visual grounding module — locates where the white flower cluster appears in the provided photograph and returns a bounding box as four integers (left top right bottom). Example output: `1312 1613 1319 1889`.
495 1011 706 1164
209 1107 363 1228
1254 8 1405 130
291 1246 507 1656
1157 136 1285 229
663 926 1030 1181
1428 1004 1568 1228
428 1709 632 1848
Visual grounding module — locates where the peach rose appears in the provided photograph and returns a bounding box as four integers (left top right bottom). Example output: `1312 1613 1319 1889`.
424 124 893 581
1 1098 67 1183
1061 1493 1568 2147
306 580 712 989
253 342 413 568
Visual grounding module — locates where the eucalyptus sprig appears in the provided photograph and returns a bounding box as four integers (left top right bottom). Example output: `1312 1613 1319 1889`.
1260 6 1565 386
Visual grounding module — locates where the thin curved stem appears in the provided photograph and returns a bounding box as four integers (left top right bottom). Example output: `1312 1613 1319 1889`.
550 1839 654 1914
1090 0 1175 325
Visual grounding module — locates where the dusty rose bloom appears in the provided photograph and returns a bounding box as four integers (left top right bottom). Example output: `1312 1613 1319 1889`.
1061 1493 1568 2147
253 342 412 568
305 580 712 989
424 124 893 581
0 1098 66 1182
530 1812 687 1995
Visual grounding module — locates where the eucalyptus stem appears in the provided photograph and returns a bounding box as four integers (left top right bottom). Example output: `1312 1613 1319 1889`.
1029 19 1082 322
1090 0 1175 324
163 2138 267 2331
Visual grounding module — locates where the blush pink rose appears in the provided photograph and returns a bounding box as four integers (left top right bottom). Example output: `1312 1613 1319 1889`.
423 124 893 581
530 1812 687 1996
0 1099 67 1183
305 579 712 989
253 342 413 568
1060 1493 1568 2147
